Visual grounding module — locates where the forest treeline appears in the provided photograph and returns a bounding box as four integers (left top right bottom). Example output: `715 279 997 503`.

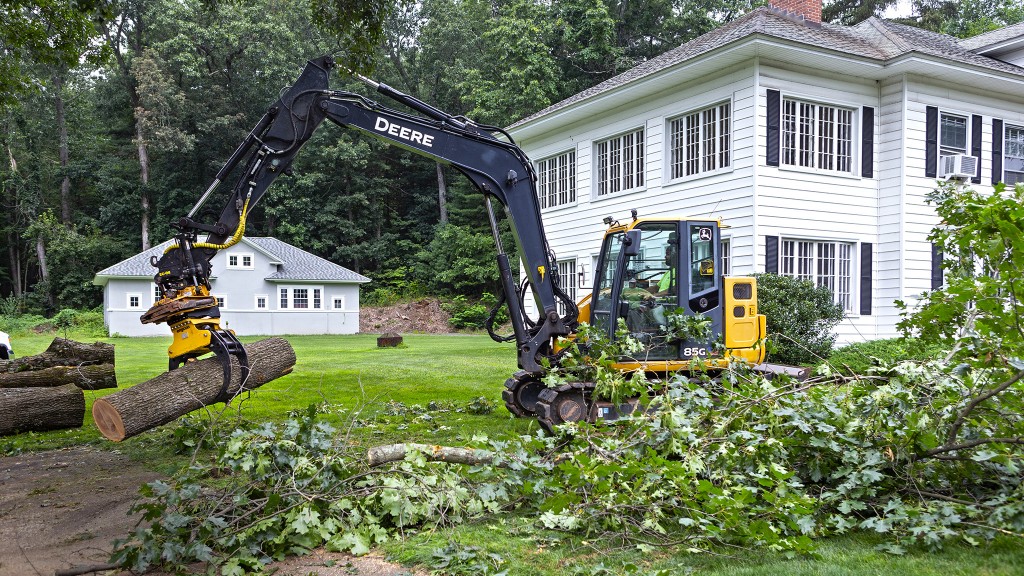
2 0 1020 314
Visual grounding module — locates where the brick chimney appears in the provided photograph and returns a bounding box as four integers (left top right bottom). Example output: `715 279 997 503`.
770 0 822 24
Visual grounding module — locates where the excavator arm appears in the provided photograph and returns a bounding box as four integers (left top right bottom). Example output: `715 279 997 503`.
144 56 577 391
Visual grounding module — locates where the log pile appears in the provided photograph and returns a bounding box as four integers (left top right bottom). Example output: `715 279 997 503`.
0 338 116 436
93 337 296 442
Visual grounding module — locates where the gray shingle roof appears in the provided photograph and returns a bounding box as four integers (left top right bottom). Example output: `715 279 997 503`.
94 237 369 283
959 21 1024 51
246 237 370 282
510 7 1024 129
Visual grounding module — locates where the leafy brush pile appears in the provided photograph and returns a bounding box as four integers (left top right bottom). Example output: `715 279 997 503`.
114 182 1024 573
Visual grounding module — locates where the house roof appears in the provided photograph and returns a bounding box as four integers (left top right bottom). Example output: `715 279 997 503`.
509 7 1024 130
93 237 369 285
959 21 1024 52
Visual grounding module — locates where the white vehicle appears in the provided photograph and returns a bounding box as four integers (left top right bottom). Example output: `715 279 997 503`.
0 330 12 360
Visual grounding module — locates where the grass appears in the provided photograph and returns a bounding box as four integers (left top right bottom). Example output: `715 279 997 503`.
5 330 1024 575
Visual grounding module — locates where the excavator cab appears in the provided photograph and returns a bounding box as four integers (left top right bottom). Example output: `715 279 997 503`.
521 217 767 432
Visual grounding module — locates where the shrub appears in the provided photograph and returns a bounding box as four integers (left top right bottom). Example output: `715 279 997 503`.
442 296 490 329
828 337 944 375
753 273 844 365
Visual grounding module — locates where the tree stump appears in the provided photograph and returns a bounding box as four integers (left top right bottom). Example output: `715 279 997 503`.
0 384 85 436
377 332 403 347
92 338 296 442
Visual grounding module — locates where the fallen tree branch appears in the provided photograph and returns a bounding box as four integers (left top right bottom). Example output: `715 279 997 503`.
54 562 119 576
367 443 495 467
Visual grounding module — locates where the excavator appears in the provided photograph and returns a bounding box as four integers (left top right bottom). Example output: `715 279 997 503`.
141 55 768 432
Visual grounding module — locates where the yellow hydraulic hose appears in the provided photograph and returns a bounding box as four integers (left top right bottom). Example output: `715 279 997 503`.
164 197 250 254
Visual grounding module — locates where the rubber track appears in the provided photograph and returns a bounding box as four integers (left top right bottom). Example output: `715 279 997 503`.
535 381 596 434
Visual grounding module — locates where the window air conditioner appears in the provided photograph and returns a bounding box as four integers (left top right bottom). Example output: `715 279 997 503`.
939 154 978 180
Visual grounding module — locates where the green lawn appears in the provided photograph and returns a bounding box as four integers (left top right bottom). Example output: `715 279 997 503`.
5 331 1023 575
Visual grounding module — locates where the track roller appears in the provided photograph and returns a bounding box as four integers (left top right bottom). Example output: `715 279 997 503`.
536 382 593 434
503 370 547 417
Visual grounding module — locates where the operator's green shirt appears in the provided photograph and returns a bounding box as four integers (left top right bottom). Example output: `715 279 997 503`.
658 269 675 293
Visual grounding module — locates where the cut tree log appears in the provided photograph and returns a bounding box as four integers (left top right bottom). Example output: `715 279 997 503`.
0 384 85 436
367 443 495 467
0 363 116 389
92 337 296 442
0 338 113 372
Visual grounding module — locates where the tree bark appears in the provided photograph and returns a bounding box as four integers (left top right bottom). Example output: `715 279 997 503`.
54 72 72 225
0 384 85 436
92 338 296 442
0 338 114 372
0 364 115 389
436 163 448 224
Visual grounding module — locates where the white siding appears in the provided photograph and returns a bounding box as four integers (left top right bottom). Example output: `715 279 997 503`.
755 64 880 342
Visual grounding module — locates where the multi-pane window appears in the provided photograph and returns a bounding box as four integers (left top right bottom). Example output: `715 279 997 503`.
721 238 731 276
939 113 968 157
555 259 577 316
278 287 323 310
1005 124 1024 185
153 284 162 303
128 294 141 309
215 295 226 309
670 102 731 179
255 295 268 309
293 288 309 309
781 239 854 312
782 99 854 173
537 150 576 208
596 128 644 196
333 296 345 310
227 253 254 269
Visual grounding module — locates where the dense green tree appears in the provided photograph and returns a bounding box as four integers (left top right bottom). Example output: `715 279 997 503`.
900 0 1024 37
823 0 898 25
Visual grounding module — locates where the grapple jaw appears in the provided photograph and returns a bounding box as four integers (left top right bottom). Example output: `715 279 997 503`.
167 319 251 404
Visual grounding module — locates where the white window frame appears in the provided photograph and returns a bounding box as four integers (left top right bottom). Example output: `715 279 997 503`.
536 149 576 209
152 283 161 304
668 101 731 181
780 238 855 313
595 128 645 198
226 252 255 270
255 294 268 310
278 286 325 310
555 259 577 316
332 296 345 310
721 238 731 276
127 293 142 309
214 294 226 309
939 111 969 159
1004 123 1024 185
781 97 855 174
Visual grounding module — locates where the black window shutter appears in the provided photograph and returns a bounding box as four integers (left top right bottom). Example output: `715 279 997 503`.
766 90 780 167
993 119 1003 185
859 242 872 316
925 106 938 178
971 115 982 183
931 243 943 290
765 236 779 274
861 106 874 178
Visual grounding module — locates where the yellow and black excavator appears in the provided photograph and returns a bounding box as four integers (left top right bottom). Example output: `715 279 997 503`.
142 56 771 431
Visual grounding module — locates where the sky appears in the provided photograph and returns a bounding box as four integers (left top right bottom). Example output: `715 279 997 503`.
881 0 917 19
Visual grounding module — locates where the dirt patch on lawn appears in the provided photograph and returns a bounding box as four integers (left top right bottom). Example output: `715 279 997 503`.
359 299 452 334
0 447 424 576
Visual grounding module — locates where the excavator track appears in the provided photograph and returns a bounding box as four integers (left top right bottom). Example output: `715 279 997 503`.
502 370 546 417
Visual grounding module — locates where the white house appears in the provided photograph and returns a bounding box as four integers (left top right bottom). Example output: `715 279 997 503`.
508 0 1024 343
93 237 370 337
